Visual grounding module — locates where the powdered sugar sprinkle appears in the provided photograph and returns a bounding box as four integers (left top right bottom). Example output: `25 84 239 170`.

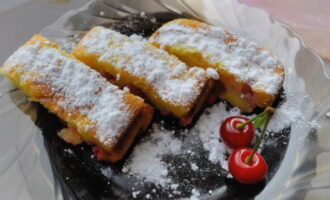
121 96 308 199
150 20 284 94
2 37 134 146
79 26 209 107
124 123 182 186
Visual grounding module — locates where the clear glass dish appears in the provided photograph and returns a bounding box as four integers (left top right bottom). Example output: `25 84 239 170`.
0 0 329 199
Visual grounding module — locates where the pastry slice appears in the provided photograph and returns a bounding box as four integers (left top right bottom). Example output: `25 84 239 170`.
73 26 214 126
149 18 284 112
0 34 154 162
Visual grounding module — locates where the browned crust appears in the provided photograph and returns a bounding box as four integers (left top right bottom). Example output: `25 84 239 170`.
150 19 285 112
73 29 213 125
180 79 214 126
94 104 154 162
0 35 153 159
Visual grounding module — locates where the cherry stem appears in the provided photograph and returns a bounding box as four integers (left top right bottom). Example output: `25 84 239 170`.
236 112 265 130
245 107 275 164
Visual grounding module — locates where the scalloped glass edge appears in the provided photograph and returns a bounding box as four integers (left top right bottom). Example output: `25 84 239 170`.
0 0 329 199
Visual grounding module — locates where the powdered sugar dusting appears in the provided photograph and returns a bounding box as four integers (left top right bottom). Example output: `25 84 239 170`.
130 34 146 41
206 68 219 80
122 102 241 198
121 96 307 199
268 99 303 132
132 191 140 198
187 189 200 200
190 163 199 171
190 103 240 169
124 123 182 186
79 26 209 107
150 20 284 94
2 38 134 146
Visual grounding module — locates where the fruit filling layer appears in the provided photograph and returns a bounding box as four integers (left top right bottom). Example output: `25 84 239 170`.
73 26 214 125
150 19 284 112
0 34 153 162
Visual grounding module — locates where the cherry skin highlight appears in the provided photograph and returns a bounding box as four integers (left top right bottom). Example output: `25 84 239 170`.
228 147 268 184
220 116 254 149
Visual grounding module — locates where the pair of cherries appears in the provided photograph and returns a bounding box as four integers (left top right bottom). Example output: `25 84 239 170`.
220 107 275 184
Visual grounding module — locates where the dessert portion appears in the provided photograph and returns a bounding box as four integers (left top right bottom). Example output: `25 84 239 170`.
150 18 284 112
73 26 214 126
0 34 154 162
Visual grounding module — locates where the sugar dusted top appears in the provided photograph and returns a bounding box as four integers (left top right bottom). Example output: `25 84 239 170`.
1 35 135 146
150 19 284 94
80 26 209 107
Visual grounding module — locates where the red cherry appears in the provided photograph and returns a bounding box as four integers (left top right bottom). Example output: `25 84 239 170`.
92 146 109 161
228 147 268 184
220 116 254 149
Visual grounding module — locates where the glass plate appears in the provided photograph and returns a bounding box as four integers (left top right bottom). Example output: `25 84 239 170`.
0 0 329 199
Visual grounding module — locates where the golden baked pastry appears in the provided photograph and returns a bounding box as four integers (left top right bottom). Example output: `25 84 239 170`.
150 18 284 112
0 34 154 162
73 26 214 126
